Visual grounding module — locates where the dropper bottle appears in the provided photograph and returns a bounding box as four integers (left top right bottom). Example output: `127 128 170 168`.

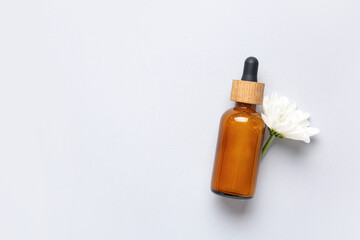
211 57 265 199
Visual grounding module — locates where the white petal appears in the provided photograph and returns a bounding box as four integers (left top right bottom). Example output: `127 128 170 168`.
279 102 296 123
261 93 319 144
262 95 269 115
261 113 272 128
275 122 297 135
303 136 311 143
291 110 310 122
306 127 320 136
284 131 309 143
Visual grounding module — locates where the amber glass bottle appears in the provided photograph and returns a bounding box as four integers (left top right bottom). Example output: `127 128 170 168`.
211 57 265 199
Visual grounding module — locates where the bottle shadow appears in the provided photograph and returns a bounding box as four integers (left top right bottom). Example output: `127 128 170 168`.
215 196 253 215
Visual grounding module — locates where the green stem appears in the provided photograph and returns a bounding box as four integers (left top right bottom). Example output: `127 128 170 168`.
261 134 276 159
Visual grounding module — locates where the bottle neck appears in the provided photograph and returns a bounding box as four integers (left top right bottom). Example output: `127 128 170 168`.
234 102 256 110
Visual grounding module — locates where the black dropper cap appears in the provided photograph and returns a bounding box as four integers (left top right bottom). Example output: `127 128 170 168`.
241 57 259 82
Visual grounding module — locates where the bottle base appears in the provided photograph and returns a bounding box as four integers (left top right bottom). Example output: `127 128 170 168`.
211 189 253 200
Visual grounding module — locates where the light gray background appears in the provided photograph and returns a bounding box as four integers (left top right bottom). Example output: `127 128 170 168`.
0 0 359 239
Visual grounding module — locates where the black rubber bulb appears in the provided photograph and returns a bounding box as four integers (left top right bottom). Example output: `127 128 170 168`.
241 57 259 82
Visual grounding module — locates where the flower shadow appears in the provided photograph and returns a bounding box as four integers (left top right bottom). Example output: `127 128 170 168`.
274 136 319 159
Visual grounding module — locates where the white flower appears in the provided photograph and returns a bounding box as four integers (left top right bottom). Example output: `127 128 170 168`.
261 93 319 143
